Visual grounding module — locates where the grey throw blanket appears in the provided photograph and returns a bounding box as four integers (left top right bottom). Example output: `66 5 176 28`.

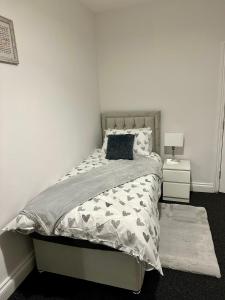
20 157 162 235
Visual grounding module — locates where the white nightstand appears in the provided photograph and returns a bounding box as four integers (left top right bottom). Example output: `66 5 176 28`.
163 159 191 203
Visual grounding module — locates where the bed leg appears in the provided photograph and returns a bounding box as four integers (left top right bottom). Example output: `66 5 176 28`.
133 290 141 295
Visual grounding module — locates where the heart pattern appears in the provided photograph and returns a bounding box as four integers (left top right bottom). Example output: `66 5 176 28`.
105 211 114 217
96 223 104 233
148 225 154 235
137 218 144 226
86 232 92 239
82 214 90 223
78 206 85 212
16 215 22 223
137 140 141 145
143 232 150 242
94 206 101 211
131 184 137 188
111 220 120 229
122 211 131 217
127 230 136 243
149 195 153 202
140 201 147 208
137 193 143 198
68 218 75 227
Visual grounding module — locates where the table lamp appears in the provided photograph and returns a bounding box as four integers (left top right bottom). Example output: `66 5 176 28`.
164 133 184 164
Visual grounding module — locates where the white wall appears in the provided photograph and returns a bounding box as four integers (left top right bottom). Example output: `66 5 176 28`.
0 0 100 295
96 0 225 189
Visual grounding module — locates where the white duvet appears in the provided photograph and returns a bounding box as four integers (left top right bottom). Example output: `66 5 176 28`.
8 149 163 274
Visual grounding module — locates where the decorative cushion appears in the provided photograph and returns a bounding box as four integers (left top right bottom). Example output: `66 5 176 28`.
106 134 135 160
102 128 152 157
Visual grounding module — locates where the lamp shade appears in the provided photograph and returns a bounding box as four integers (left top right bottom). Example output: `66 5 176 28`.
165 133 184 147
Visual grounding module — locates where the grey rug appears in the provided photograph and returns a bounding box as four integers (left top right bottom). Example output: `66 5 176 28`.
159 203 221 278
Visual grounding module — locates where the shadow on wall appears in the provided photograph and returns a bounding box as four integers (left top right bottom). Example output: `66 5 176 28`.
0 230 33 282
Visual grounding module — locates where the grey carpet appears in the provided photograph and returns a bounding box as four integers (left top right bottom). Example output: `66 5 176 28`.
159 203 221 278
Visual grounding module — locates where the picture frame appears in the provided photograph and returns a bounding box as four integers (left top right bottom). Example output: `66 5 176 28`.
0 15 19 65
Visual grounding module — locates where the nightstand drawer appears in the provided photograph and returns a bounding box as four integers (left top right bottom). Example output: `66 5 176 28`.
163 170 190 183
163 182 190 199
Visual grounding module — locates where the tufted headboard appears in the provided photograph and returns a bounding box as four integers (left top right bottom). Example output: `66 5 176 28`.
101 111 161 155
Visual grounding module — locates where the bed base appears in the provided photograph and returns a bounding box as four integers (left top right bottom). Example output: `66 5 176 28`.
33 238 145 292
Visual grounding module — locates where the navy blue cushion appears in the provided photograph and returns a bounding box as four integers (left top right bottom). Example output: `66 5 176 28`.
106 134 135 160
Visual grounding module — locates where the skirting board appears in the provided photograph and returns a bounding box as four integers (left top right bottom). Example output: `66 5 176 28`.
0 252 34 300
191 182 215 193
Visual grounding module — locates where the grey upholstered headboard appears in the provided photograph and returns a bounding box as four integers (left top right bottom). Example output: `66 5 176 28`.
101 111 161 155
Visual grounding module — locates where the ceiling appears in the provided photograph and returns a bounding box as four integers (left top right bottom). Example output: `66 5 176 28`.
79 0 150 13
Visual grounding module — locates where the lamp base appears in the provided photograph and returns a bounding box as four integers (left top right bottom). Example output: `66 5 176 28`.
166 158 180 165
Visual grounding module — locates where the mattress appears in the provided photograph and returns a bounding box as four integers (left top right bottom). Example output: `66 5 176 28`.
30 232 118 251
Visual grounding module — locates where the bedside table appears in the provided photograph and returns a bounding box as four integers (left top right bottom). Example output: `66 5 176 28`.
163 159 191 203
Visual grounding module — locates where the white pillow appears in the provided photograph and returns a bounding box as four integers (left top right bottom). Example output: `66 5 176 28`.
102 127 152 157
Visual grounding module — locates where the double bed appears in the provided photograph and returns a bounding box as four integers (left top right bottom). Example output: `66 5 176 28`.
5 111 162 293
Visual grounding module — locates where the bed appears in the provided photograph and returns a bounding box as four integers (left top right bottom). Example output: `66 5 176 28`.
5 111 162 293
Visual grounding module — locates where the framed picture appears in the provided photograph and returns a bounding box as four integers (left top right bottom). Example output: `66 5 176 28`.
0 15 19 65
